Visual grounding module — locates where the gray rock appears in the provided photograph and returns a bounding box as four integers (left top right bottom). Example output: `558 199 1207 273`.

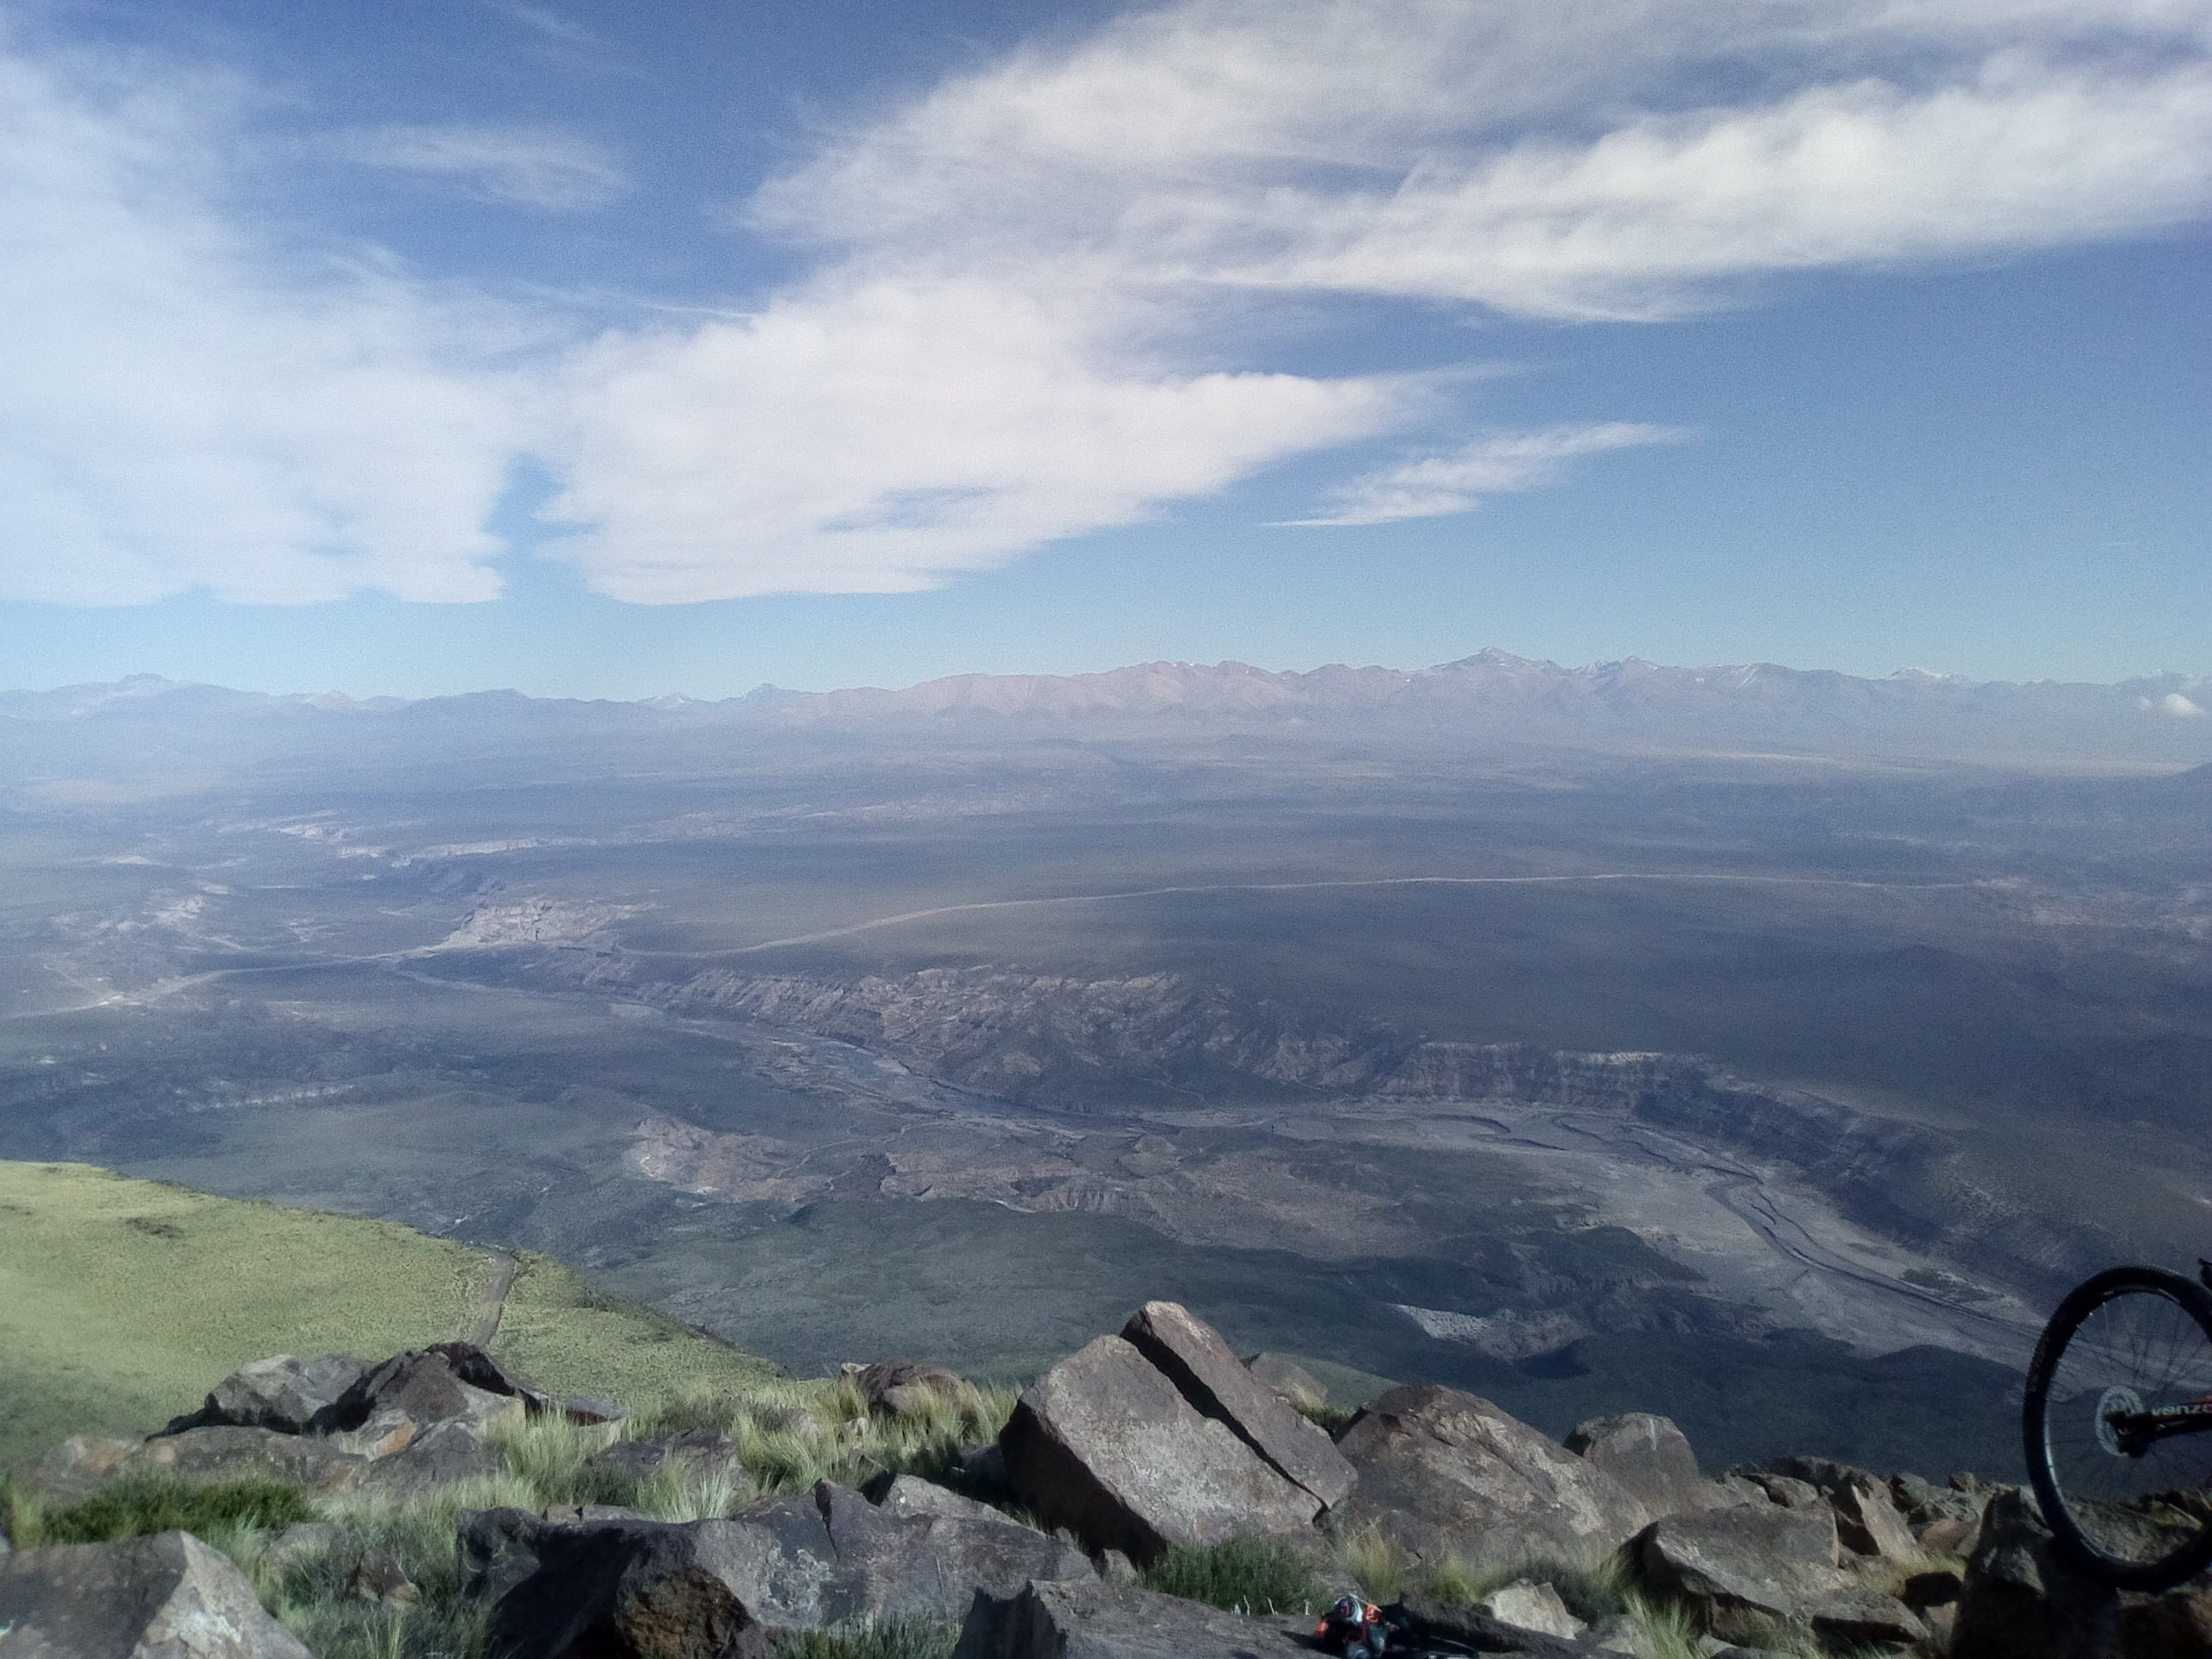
874 1476 1007 1524
351 1417 506 1499
1471 1578 1583 1640
324 1347 525 1457
258 1522 351 1568
957 1440 1009 1494
194 1354 371 1435
1332 1385 1649 1567
585 1432 749 1499
1243 1352 1328 1414
1950 1488 2122 1659
1000 1334 1320 1562
1830 1476 1918 1562
953 1576 1309 1659
541 1504 652 1525
461 1481 1095 1656
12 1439 149 1506
557 1394 629 1428
855 1360 972 1420
1633 1504 1925 1649
122 1425 370 1496
0 1530 314 1659
1565 1413 1707 1520
1741 1472 1822 1511
257 1522 416 1605
1389 1592 1587 1657
1120 1300 1356 1510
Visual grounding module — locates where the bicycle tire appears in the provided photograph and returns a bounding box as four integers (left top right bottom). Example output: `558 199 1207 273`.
2024 1264 2212 1590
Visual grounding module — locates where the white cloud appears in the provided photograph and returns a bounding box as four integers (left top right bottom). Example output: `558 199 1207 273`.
545 277 1406 600
2162 692 2208 718
6 0 2212 606
1290 424 1691 526
0 48 526 604
338 123 631 211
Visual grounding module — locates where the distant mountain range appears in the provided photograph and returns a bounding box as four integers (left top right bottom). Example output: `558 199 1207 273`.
5 652 2209 763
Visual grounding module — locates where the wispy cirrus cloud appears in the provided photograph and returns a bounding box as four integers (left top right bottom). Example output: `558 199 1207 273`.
337 123 631 211
1287 425 1694 527
0 48 525 605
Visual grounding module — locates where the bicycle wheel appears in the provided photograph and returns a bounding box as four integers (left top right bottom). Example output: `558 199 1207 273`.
2024 1265 2212 1589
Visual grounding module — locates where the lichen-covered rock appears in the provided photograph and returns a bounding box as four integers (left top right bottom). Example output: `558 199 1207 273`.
953 1577 1309 1659
1333 1385 1649 1567
1120 1301 1355 1509
0 1530 314 1659
1565 1413 1707 1520
1000 1334 1320 1561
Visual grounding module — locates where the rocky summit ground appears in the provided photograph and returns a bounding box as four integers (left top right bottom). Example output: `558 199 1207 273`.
4 1297 2204 1659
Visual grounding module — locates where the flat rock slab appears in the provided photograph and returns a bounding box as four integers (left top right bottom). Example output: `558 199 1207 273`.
1334 1385 1649 1567
954 1577 1310 1659
0 1529 313 1659
1121 1301 1355 1510
1001 1335 1321 1561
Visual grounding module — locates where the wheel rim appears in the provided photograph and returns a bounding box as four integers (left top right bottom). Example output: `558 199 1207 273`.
2040 1285 2212 1571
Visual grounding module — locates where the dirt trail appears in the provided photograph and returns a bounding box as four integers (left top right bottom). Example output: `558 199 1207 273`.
465 1249 519 1347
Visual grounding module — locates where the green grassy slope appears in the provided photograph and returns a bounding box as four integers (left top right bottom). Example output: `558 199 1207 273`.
0 1160 777 1470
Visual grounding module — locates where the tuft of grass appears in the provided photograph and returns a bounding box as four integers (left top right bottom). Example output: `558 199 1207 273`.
625 1376 1018 1500
29 1475 315 1546
1140 1535 1327 1618
773 1617 958 1659
1294 1402 1355 1435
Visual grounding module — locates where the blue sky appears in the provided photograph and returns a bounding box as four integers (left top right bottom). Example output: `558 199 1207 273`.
0 0 2206 697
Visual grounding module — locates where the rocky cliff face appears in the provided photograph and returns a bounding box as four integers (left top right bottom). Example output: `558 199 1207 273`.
565 955 2113 1300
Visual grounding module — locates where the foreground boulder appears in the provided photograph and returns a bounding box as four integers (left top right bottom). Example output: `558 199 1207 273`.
461 1480 1095 1656
953 1577 1308 1659
1634 1503 1926 1649
1333 1386 1650 1567
1120 1301 1355 1510
1001 1335 1321 1561
1565 1413 1708 1521
0 1530 313 1659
